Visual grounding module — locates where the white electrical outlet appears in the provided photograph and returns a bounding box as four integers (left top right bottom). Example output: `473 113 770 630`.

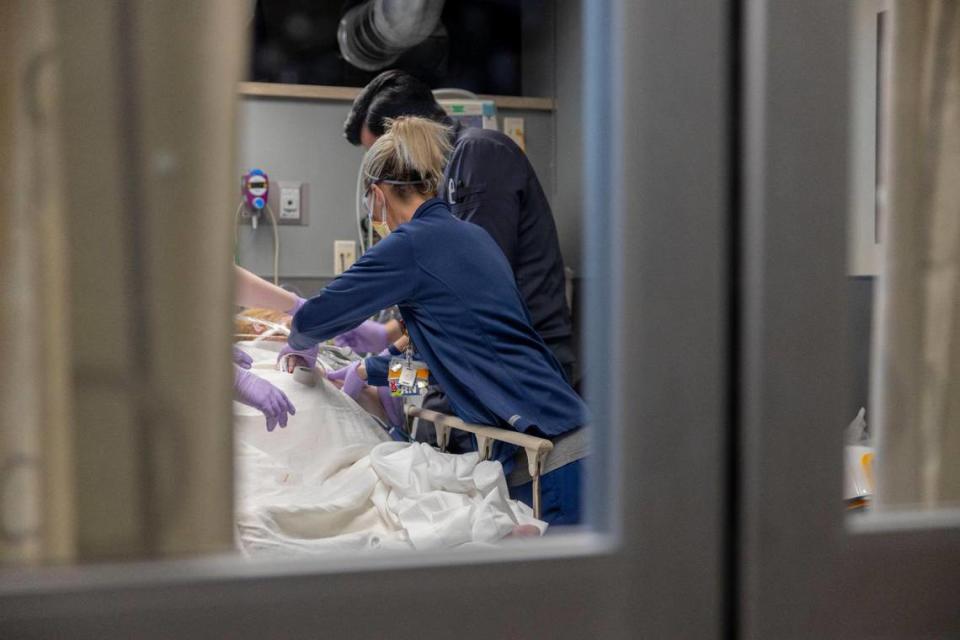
334 240 356 275
278 183 301 221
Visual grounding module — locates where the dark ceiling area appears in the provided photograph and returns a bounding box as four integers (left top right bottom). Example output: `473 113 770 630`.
250 0 527 95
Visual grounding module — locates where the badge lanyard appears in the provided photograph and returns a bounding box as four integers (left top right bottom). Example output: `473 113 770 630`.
388 345 429 397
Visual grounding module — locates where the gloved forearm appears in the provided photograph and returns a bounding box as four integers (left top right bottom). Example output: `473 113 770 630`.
278 341 319 371
333 319 390 354
232 345 253 369
234 366 296 432
325 361 366 399
377 385 404 428
326 346 395 399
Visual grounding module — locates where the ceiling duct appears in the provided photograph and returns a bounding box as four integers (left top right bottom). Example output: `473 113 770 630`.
338 0 446 71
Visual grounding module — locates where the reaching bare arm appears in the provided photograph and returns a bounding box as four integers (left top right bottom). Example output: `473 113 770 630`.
235 265 300 312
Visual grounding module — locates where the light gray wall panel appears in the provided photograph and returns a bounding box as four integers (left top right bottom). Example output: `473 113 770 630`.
236 98 560 280
236 98 365 279
555 0 584 273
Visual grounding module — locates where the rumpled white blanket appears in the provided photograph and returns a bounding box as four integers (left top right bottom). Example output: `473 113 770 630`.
234 344 545 556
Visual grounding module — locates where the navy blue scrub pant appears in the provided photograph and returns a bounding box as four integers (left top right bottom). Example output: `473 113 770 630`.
510 459 583 527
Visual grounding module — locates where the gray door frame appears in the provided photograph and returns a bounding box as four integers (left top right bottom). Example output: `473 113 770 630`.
740 1 960 637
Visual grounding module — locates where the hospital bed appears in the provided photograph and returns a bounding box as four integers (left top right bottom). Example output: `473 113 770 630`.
234 312 557 521
405 406 554 519
235 342 550 554
282 371 557 519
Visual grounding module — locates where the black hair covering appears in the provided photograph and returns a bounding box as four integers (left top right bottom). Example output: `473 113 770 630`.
343 69 450 145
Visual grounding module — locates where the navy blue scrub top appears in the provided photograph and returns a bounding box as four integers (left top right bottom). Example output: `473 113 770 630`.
440 122 572 343
289 198 588 437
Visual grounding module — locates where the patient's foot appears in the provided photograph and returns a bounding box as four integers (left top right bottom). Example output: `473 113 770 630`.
510 524 542 538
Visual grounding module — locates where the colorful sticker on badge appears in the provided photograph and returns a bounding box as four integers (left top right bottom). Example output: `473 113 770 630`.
388 357 429 397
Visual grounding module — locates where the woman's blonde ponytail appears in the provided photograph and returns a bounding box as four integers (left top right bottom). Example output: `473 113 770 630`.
362 116 452 197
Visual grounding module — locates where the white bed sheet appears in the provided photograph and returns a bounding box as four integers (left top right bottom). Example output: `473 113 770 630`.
234 344 545 556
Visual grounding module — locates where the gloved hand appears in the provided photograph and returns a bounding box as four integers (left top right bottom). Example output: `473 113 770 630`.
325 361 367 400
277 342 319 372
377 385 404 427
287 296 306 317
232 345 253 370
234 367 295 432
333 320 389 354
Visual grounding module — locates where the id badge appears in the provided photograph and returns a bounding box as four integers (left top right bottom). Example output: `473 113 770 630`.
388 356 429 397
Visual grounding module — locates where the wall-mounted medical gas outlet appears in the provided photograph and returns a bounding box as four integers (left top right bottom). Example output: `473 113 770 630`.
238 175 308 226
242 169 269 210
240 168 270 228
334 240 356 275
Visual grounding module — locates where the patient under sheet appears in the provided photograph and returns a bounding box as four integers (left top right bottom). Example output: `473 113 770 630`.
234 344 546 556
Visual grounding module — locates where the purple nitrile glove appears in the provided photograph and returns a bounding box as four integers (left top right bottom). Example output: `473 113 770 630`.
234 367 295 432
325 361 367 400
287 296 306 317
377 385 404 427
333 319 390 354
277 342 319 372
232 345 253 370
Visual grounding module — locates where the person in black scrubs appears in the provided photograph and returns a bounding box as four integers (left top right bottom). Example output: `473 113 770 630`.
342 70 577 385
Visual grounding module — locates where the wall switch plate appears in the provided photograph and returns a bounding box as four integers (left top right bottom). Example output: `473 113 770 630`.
334 240 356 275
277 181 302 222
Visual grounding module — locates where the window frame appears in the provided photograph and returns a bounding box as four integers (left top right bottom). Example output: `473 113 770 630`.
0 2 735 638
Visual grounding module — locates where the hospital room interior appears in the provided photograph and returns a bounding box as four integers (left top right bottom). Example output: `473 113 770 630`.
2 1 960 638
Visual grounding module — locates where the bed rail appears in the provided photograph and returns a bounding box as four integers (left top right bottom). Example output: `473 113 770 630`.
404 405 554 519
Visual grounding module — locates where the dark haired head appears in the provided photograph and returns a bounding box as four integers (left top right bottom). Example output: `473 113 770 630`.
343 70 450 146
